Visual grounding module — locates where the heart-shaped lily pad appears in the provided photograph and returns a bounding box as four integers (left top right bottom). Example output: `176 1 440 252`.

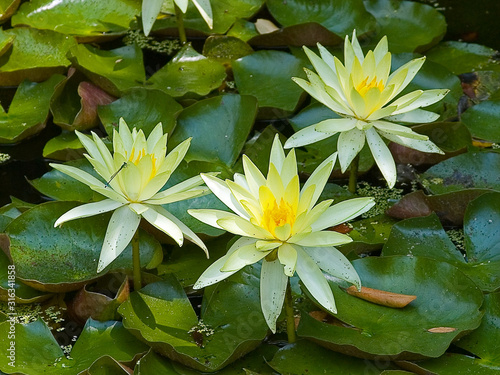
0 74 64 144
232 50 306 114
383 192 500 292
455 291 500 367
170 94 257 167
98 88 182 138
12 0 140 41
297 255 483 359
3 201 163 292
0 28 76 86
420 151 500 194
461 93 500 142
402 353 500 374
148 43 226 98
364 0 446 53
118 269 269 372
67 43 145 97
266 0 376 37
0 318 148 374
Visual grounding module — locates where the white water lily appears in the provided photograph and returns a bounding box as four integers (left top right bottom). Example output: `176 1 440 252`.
189 135 375 332
51 118 208 272
284 31 449 188
142 0 213 36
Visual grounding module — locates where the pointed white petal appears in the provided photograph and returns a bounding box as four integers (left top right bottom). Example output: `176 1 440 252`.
242 155 266 197
192 0 213 28
97 205 141 272
304 46 343 94
379 130 444 154
372 120 429 140
366 127 397 188
300 152 337 210
54 200 124 227
295 245 336 313
217 216 273 239
337 127 366 172
311 197 375 231
221 242 267 271
260 258 288 333
141 206 184 246
278 243 297 277
385 109 440 123
200 174 250 219
284 124 334 149
387 57 426 100
315 117 357 133
292 231 352 247
306 247 361 290
188 209 241 230
269 134 286 171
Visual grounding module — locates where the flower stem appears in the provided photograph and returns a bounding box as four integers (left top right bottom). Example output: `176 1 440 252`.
284 279 296 343
348 154 360 194
132 230 142 291
175 4 187 45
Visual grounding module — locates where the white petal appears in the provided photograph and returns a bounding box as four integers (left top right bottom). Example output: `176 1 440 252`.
221 242 267 271
242 155 266 197
193 237 258 289
188 209 240 230
192 0 213 28
295 245 336 314
291 231 352 247
372 120 429 140
337 127 366 172
366 127 397 188
300 152 337 210
269 134 286 171
284 124 333 149
217 216 273 239
305 45 343 95
54 200 124 227
385 109 439 124
311 197 375 231
200 174 250 219
260 258 288 333
315 117 357 134
49 163 104 189
174 0 189 12
278 243 298 277
379 130 444 154
391 89 449 115
147 174 210 203
306 247 361 290
387 57 426 100
97 205 141 273
141 206 184 246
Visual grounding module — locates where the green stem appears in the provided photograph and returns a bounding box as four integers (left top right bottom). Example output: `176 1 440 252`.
284 279 296 343
175 4 187 45
132 230 142 291
348 154 360 194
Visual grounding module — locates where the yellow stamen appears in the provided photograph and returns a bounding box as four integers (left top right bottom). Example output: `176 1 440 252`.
262 197 295 238
356 76 384 97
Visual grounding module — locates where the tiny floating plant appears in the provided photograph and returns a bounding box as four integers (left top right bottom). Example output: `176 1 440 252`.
189 134 375 341
51 118 209 290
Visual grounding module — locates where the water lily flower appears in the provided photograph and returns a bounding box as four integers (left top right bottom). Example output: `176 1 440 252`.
189 135 375 332
284 31 449 188
51 118 209 273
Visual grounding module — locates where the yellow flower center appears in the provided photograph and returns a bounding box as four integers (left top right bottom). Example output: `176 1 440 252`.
127 147 159 177
262 198 295 237
356 76 385 97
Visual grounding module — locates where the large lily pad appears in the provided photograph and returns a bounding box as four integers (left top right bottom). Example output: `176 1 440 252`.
461 93 500 142
42 131 85 161
420 151 500 194
12 0 140 41
170 94 257 167
0 28 76 86
403 353 500 375
118 270 269 372
426 41 500 75
0 74 64 144
455 291 500 367
98 88 182 138
383 193 500 292
364 0 446 53
232 50 306 114
67 43 145 97
2 201 163 292
148 43 226 98
297 256 483 359
266 0 376 37
0 318 148 374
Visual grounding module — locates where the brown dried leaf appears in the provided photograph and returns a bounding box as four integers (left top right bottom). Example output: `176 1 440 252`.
345 285 417 308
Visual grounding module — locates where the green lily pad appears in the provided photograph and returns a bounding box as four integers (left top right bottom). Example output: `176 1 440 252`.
297 255 483 359
30 159 103 202
0 74 64 144
0 31 14 57
202 35 253 65
148 43 226 98
0 0 20 23
170 94 257 167
98 88 182 138
342 214 398 254
455 291 500 366
42 131 85 161
269 340 396 374
226 19 258 42
51 72 116 131
266 0 376 37
0 318 148 374
152 0 264 35
420 151 500 194
118 270 269 372
404 353 500 375
364 0 446 53
12 0 140 41
0 248 50 303
461 95 500 142
426 41 500 75
67 43 145 97
232 50 306 114
3 201 162 292
383 193 500 292
0 197 35 232
0 28 76 86
86 356 132 374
